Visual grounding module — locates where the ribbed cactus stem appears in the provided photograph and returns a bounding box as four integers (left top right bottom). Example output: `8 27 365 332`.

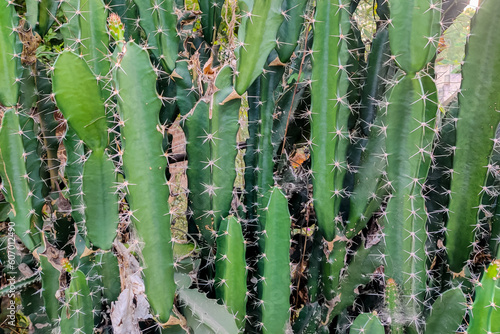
108 13 125 42
112 41 175 322
445 0 500 272
258 187 292 333
310 0 352 241
215 215 247 331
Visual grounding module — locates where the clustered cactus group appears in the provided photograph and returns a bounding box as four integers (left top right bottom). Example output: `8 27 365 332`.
1 0 500 333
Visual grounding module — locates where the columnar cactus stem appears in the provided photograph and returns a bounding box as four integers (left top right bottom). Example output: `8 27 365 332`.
467 260 500 333
215 215 247 330
235 0 284 94
258 187 292 333
382 1 441 327
53 52 119 250
184 66 241 243
19 71 46 230
0 5 34 250
445 0 500 272
80 0 110 77
96 251 121 304
346 106 388 238
350 313 384 334
63 127 86 226
59 0 82 48
60 269 93 334
199 0 224 43
329 239 384 317
133 0 179 71
424 287 466 333
0 108 40 250
37 0 58 36
385 278 404 334
387 0 441 74
275 0 308 63
112 41 175 322
384 74 437 325
245 58 285 222
322 240 347 301
0 0 21 107
39 250 61 322
357 27 390 136
310 0 351 241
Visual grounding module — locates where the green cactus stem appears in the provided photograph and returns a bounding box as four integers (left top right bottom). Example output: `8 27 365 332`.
258 187 291 333
60 269 93 334
467 260 500 333
425 287 466 333
445 0 500 272
112 41 175 323
215 215 247 330
0 0 21 107
183 65 241 243
384 74 437 325
52 51 119 250
387 0 441 73
235 0 284 94
275 0 308 63
310 0 351 241
350 313 384 334
0 108 40 250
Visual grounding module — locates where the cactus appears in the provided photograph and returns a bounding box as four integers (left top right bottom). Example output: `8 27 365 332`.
275 0 308 63
384 74 438 327
244 55 285 223
215 215 247 330
133 0 179 71
177 273 240 333
387 0 441 74
52 51 119 250
350 313 384 334
0 108 41 250
183 65 241 243
199 0 224 43
310 0 352 241
235 0 284 94
60 269 94 334
78 0 110 77
112 41 175 322
385 278 404 334
0 0 21 107
467 260 500 333
3 0 500 333
18 71 47 231
425 287 466 333
445 0 500 272
38 250 61 322
258 187 292 333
